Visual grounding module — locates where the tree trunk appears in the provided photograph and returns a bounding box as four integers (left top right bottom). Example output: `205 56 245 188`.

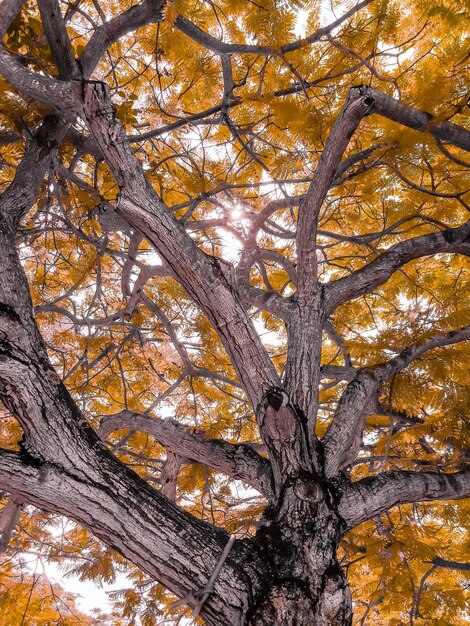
249 481 352 626
247 400 352 626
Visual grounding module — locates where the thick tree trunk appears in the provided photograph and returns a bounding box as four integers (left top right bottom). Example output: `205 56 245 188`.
250 577 351 626
246 400 352 626
249 478 352 625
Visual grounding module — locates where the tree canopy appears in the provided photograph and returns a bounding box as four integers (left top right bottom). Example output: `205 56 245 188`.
0 0 469 624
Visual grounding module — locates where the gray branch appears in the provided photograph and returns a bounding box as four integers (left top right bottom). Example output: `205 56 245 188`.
339 469 470 529
0 493 24 554
0 0 24 37
366 86 470 152
99 411 273 497
324 220 470 313
37 0 78 79
323 326 470 477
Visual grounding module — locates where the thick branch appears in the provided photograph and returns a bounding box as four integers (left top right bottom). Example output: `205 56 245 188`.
366 86 470 152
240 284 294 320
324 220 470 313
431 557 470 572
174 15 264 55
37 0 78 79
99 411 273 497
0 45 76 111
0 115 69 228
160 451 183 501
320 364 356 382
339 469 470 530
0 493 23 554
0 448 264 625
0 0 24 37
79 0 164 79
81 81 279 410
296 85 374 302
323 369 379 477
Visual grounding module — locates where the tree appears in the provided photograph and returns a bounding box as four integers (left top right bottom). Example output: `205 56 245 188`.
0 0 469 623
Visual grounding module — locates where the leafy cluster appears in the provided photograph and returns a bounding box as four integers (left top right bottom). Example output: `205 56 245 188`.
0 0 468 623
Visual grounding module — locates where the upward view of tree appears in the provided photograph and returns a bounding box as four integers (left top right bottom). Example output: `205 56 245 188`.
0 0 469 623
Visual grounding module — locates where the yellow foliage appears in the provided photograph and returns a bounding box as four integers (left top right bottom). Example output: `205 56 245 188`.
0 0 469 624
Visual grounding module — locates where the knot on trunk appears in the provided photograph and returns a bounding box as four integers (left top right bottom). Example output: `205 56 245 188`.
293 478 323 503
266 387 289 411
258 388 299 443
257 388 313 492
348 84 376 115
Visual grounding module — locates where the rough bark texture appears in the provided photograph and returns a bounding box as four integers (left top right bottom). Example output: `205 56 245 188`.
99 410 273 496
0 1 469 624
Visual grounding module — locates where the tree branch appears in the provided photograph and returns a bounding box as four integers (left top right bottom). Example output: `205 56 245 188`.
0 48 299 492
324 220 470 313
0 448 264 625
323 369 379 477
0 45 76 111
339 469 470 529
160 451 183 501
79 0 164 79
0 188 266 622
366 86 470 152
98 411 273 497
78 83 313 490
0 0 165 104
296 86 374 303
37 0 78 79
431 557 470 572
0 492 24 555
0 115 69 228
0 0 24 38
323 326 470 477
379 326 470 377
174 0 374 56
412 557 470 620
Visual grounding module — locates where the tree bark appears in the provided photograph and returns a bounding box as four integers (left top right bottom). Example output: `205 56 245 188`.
249 482 352 626
0 3 469 622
